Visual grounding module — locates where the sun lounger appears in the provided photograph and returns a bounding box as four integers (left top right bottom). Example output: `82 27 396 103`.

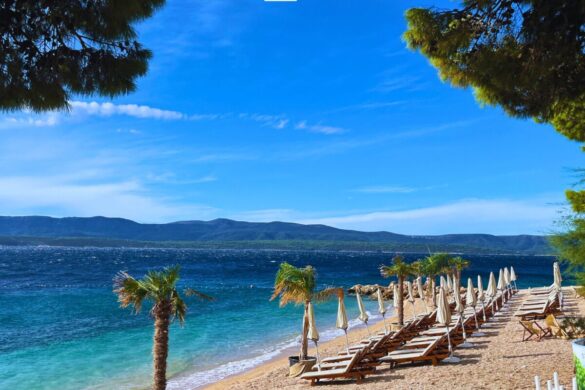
519 320 552 341
300 343 376 386
544 314 570 339
379 330 450 367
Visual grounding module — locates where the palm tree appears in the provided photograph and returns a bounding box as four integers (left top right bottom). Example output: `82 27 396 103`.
270 262 339 361
449 256 471 282
380 255 414 326
113 265 214 390
270 262 340 360
421 253 451 307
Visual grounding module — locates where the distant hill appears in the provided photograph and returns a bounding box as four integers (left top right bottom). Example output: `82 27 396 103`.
0 216 553 254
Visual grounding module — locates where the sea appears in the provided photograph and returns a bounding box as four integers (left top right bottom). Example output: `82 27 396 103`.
0 247 561 390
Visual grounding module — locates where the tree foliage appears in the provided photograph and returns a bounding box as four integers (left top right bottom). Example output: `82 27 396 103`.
270 262 339 359
404 0 585 141
1 0 165 112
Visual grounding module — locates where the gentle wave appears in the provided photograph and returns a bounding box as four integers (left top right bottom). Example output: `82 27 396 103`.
167 308 392 389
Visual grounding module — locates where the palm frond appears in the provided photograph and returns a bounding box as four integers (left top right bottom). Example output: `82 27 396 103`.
313 287 342 302
270 262 315 306
184 288 215 301
113 271 149 313
170 290 188 325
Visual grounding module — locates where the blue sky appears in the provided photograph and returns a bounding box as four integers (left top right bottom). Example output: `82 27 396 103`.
0 0 582 235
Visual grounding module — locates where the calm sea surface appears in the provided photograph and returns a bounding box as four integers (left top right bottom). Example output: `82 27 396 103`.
0 247 560 389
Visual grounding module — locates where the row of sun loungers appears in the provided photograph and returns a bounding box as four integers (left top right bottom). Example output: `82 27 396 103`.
300 288 515 385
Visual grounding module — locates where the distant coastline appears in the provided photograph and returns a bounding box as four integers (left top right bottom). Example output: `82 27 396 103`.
0 215 553 255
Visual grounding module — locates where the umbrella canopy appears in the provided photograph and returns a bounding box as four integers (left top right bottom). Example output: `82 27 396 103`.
356 292 369 323
453 283 464 314
436 287 451 326
377 288 387 315
417 277 425 300
336 297 348 330
504 267 511 286
440 275 447 290
497 269 505 291
392 284 399 308
447 275 453 291
553 262 562 289
510 267 517 282
466 278 477 307
407 281 415 303
307 302 319 342
477 275 485 302
487 272 498 298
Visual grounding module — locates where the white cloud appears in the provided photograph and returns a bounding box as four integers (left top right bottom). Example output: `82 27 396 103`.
295 121 346 135
70 101 185 120
298 198 560 235
1 113 60 128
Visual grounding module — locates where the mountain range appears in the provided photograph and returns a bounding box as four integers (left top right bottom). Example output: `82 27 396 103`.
0 216 553 254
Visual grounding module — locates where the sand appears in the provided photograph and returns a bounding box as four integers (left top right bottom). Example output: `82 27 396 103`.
205 288 583 390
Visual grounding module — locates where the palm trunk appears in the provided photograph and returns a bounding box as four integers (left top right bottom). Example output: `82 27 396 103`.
300 301 309 360
153 302 171 390
398 276 404 325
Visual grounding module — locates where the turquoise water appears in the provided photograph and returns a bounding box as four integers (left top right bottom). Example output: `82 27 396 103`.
0 248 558 389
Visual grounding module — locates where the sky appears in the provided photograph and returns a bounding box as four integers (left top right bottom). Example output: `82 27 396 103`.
0 0 582 235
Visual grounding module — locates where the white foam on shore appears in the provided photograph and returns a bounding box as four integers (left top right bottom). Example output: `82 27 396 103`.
167 309 392 389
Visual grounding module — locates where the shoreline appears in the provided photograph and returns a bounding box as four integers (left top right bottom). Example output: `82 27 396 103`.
203 301 419 390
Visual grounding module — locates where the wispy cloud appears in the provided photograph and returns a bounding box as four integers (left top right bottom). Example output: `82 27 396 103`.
70 101 185 120
295 121 346 135
0 175 217 222
299 197 560 235
354 186 418 194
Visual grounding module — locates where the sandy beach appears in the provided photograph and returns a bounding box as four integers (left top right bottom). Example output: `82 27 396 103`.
206 288 582 390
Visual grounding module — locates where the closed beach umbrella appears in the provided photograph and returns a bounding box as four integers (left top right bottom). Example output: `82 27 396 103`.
356 291 370 336
487 272 498 311
497 268 505 303
466 277 483 334
553 262 562 290
440 275 447 291
377 288 389 334
407 281 417 320
453 280 472 347
307 302 319 341
437 287 459 363
510 267 518 291
447 274 453 292
477 275 487 322
466 278 477 308
306 302 321 369
553 262 563 309
417 277 429 313
336 296 350 353
504 267 510 299
393 284 400 311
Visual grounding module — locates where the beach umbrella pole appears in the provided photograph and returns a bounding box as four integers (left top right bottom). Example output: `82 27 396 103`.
443 325 460 363
365 321 371 337
313 341 321 371
382 313 388 335
458 314 474 348
471 308 486 337
343 330 350 355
